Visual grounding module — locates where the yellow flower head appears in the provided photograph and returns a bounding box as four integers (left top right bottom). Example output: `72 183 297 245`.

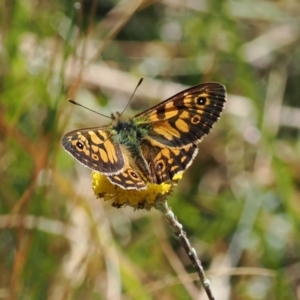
92 171 183 209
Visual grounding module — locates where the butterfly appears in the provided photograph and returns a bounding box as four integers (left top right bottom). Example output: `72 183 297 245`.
62 82 227 190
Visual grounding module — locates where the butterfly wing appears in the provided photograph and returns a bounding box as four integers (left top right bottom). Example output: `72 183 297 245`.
62 127 125 174
135 82 226 148
141 141 199 184
107 166 147 190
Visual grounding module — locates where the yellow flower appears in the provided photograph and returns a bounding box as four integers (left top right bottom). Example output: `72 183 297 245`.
92 171 183 209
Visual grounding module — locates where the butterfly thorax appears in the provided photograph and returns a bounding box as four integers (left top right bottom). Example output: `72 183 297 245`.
110 115 151 147
109 115 154 181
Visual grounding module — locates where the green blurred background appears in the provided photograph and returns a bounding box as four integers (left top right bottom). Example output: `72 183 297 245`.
1 0 300 299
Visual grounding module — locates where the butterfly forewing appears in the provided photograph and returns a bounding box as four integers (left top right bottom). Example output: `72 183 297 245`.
62 127 125 174
136 82 226 148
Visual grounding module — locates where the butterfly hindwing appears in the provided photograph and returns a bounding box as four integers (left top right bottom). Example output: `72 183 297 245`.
141 141 199 184
107 166 147 190
62 127 125 174
107 143 198 188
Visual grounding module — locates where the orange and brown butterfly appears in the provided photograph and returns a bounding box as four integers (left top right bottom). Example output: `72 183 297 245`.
62 82 226 190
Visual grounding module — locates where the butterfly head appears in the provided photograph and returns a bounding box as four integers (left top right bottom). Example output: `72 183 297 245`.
111 111 121 121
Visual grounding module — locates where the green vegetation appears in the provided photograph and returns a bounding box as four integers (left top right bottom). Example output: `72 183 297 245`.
1 0 300 299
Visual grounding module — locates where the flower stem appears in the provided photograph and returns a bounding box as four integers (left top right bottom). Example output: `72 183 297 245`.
155 200 215 300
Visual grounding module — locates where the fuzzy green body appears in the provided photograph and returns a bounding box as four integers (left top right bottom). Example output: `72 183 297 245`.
110 116 153 178
111 116 152 152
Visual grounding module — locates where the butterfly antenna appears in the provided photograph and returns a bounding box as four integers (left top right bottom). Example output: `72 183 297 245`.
68 100 112 119
120 78 143 116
